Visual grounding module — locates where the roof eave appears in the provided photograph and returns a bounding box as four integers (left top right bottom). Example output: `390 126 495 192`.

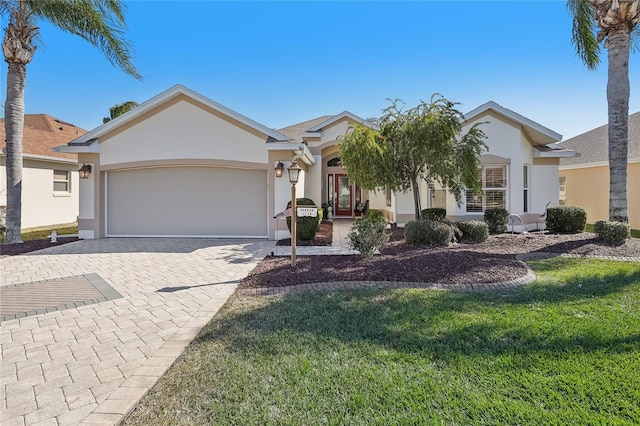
464 101 562 144
64 84 290 146
55 140 100 153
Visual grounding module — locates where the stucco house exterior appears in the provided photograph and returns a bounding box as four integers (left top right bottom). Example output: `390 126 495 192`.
57 85 575 240
1 114 86 229
559 112 639 230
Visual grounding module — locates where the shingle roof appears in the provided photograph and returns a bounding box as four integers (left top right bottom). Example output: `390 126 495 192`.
277 115 333 142
559 112 640 166
1 114 86 161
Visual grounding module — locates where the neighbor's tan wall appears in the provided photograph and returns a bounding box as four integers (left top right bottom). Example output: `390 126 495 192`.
560 162 640 230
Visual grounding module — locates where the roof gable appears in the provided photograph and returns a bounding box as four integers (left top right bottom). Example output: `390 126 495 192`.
63 85 289 149
464 101 562 145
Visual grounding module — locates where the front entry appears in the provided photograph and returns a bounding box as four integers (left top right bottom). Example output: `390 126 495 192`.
329 173 363 217
335 174 352 216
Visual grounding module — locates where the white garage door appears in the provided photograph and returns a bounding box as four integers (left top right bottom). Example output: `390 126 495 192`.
106 167 267 237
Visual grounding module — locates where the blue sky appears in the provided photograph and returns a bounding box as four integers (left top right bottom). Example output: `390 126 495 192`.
1 0 638 139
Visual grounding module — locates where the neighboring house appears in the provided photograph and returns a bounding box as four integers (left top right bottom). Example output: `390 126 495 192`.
57 85 576 240
559 112 640 230
0 115 86 229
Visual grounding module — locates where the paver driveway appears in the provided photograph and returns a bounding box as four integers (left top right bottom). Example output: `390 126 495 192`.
1 238 275 425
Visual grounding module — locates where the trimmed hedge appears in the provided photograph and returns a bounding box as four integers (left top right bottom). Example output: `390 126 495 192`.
421 208 447 221
546 206 586 234
594 220 629 245
286 198 322 241
484 208 509 234
404 220 451 246
457 220 489 243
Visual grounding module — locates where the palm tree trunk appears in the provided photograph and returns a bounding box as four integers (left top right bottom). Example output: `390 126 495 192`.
4 61 27 244
606 27 630 223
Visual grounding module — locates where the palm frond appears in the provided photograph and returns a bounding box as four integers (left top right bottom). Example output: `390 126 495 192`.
567 0 600 69
27 0 141 80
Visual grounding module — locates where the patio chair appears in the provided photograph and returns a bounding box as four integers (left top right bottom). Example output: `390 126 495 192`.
355 199 369 215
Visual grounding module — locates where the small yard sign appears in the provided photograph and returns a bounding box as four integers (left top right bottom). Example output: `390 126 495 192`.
297 207 318 217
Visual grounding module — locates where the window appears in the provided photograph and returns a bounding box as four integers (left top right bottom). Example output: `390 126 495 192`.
465 165 507 213
385 187 392 207
559 176 567 205
523 165 529 213
327 157 342 167
53 170 70 193
429 185 447 209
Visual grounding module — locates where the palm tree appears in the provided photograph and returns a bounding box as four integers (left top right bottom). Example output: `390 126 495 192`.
1 0 141 244
568 0 639 223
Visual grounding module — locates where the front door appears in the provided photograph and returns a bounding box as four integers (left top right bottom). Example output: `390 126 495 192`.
335 174 352 216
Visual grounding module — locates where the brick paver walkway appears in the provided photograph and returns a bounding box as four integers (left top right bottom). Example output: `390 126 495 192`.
0 238 274 425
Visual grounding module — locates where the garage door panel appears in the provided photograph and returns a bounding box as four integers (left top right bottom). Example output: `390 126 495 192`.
107 167 267 236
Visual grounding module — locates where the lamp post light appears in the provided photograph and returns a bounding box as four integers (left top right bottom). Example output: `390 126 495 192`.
287 161 301 266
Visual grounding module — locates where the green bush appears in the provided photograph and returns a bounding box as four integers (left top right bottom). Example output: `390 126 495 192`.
457 220 489 243
365 209 386 225
484 208 509 234
442 218 462 242
348 218 389 258
421 208 447 221
546 206 586 234
404 220 451 246
594 220 629 245
286 198 322 241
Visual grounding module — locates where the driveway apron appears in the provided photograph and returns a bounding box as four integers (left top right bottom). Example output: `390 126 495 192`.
1 238 274 425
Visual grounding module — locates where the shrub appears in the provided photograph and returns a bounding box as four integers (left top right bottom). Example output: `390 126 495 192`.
457 220 489 243
348 218 389 258
286 198 322 241
404 220 451 246
594 220 629 245
421 208 447 221
442 218 462 242
484 208 509 234
365 209 387 225
546 206 586 234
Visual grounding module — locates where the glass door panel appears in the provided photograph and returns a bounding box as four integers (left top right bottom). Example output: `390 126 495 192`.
335 174 352 216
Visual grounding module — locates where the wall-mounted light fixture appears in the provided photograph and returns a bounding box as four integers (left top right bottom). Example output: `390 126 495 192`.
78 164 92 179
275 161 284 178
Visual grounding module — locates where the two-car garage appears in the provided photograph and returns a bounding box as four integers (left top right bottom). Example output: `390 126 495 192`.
105 166 268 238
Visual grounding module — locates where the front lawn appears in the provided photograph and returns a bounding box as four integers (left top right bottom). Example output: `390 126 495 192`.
125 258 640 425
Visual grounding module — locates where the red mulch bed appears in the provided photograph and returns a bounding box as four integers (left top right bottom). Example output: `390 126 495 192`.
1 237 80 257
240 228 640 289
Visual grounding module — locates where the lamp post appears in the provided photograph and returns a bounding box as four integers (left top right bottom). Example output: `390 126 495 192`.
288 161 301 266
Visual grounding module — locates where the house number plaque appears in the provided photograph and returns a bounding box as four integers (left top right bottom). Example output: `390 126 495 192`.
297 207 318 217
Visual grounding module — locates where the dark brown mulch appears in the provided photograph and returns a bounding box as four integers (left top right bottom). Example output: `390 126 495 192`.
0 237 79 257
240 230 640 290
275 221 333 246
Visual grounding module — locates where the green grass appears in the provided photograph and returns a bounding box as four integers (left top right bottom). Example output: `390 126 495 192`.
585 223 640 238
125 258 640 425
0 225 77 243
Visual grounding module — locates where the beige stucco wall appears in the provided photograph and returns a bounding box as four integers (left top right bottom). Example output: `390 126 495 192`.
2 159 80 229
99 99 268 166
560 162 639 230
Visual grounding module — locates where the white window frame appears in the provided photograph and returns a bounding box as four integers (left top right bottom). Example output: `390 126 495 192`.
53 169 71 195
465 165 507 214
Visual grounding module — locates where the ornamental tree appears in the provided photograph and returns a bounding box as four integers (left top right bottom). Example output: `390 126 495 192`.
339 95 487 220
